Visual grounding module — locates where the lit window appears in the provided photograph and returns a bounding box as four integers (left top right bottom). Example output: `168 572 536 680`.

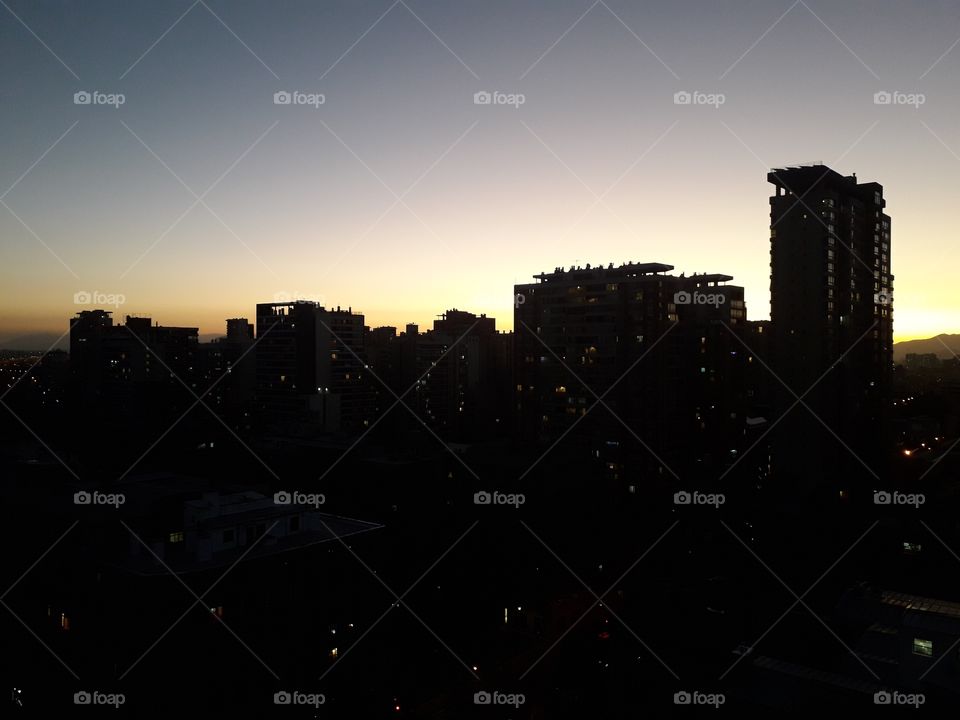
169 531 184 543
912 638 933 657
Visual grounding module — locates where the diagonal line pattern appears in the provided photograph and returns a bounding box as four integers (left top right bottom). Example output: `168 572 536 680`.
520 520 680 679
721 0 878 80
518 319 681 481
120 0 202 79
0 199 80 279
119 520 281 679
120 0 278 79
116 320 280 483
721 119 882 282
317 0 476 81
798 0 879 80
0 522 81 679
1 121 80 202
768 121 880 233
0 0 80 79
520 120 638 239
521 0 677 80
716 320 880 483
119 120 279 279
719 520 879 680
319 0 402 81
316 119 479 279
721 321 880 481
316 318 482 481
398 0 479 79
120 120 279 279
721 0 800 79
917 521 960 679
0 120 81 277
556 119 680 243
1 599 81 679
0 398 81 481
0 325 73 402
198 0 279 79
516 320 678 483
2 522 79 601
318 520 480 680
597 0 679 80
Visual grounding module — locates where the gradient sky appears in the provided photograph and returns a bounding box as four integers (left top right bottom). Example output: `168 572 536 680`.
2 0 959 346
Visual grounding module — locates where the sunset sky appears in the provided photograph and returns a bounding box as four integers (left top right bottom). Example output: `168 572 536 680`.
2 0 959 346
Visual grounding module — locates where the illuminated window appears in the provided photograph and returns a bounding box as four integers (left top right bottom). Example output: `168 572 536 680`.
169 531 184 543
912 638 933 657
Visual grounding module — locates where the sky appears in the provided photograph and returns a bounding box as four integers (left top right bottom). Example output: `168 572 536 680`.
1 0 959 347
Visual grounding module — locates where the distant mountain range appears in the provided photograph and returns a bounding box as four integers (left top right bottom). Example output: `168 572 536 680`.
893 334 960 363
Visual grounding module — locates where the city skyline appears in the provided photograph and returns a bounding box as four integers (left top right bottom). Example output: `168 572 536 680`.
3 1 960 345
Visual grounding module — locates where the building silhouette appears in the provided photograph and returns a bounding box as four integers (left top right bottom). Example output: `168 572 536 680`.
364 310 512 440
767 165 893 492
514 262 762 487
254 301 373 434
197 318 256 431
69 309 199 405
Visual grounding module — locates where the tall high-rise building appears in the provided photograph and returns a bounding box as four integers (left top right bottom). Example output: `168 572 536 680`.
254 302 374 433
767 165 893 491
514 263 758 486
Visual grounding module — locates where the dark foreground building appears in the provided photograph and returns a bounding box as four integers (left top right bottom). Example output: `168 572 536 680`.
767 165 894 495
